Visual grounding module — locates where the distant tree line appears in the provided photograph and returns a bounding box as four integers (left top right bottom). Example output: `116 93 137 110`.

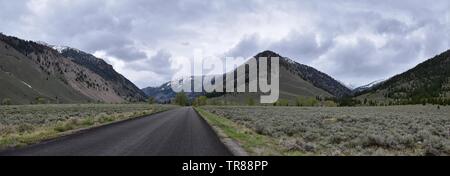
1 98 12 105
341 97 450 107
270 96 337 107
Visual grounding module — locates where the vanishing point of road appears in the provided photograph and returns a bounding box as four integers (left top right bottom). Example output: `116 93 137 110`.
0 107 232 156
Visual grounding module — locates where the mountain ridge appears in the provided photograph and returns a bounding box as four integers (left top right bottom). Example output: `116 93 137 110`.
357 49 450 104
142 50 352 103
60 47 147 102
0 33 146 104
256 50 352 97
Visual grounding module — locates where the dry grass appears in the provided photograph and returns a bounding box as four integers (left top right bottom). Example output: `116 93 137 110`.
201 105 450 156
0 104 176 149
196 107 287 156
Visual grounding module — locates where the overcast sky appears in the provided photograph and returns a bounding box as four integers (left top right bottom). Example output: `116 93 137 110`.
1 0 449 88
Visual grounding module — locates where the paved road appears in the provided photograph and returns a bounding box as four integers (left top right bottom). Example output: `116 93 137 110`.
0 107 232 156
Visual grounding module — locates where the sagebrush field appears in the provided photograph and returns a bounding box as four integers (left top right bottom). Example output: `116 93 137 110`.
201 105 450 156
0 104 174 149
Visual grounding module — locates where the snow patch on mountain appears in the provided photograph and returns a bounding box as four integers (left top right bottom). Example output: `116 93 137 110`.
21 81 32 89
51 45 70 53
353 79 386 92
338 81 357 90
360 79 385 89
35 41 81 53
284 57 296 64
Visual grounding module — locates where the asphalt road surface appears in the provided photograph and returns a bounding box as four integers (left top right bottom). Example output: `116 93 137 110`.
0 107 232 156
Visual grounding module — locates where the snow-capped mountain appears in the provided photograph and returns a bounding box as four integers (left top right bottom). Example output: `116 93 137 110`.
142 50 353 103
353 79 386 93
52 45 70 53
141 79 203 103
36 41 81 53
0 33 146 104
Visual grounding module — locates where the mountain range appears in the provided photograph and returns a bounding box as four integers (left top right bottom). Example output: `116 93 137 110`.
143 49 450 105
0 33 146 104
1 33 449 105
142 50 352 103
356 49 450 105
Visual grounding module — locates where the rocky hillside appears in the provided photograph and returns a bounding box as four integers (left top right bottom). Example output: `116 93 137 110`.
60 47 147 102
257 50 352 97
357 49 450 105
0 33 146 104
213 50 351 104
142 78 205 103
142 50 351 103
142 82 176 103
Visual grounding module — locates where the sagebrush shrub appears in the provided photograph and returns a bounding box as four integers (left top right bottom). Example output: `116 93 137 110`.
203 105 450 155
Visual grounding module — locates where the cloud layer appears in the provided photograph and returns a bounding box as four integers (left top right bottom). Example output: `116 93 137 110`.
1 0 449 88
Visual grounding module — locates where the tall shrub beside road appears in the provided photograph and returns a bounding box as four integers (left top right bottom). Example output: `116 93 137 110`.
175 92 189 106
193 96 208 106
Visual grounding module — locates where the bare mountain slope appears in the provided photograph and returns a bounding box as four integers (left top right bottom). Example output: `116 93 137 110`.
214 50 350 104
0 40 91 104
0 33 146 104
142 50 351 104
60 47 147 102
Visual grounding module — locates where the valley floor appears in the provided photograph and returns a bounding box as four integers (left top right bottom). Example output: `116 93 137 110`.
2 104 448 156
198 105 450 156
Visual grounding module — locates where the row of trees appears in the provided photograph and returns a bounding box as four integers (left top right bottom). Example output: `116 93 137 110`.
163 93 341 107
147 92 191 106
1 98 11 105
1 97 49 105
273 96 450 107
360 98 450 106
272 97 337 107
5 93 449 107
333 97 450 107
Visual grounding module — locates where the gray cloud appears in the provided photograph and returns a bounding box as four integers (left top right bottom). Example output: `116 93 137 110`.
374 19 409 35
0 0 448 87
130 50 174 75
269 31 334 64
224 34 262 58
221 0 449 87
